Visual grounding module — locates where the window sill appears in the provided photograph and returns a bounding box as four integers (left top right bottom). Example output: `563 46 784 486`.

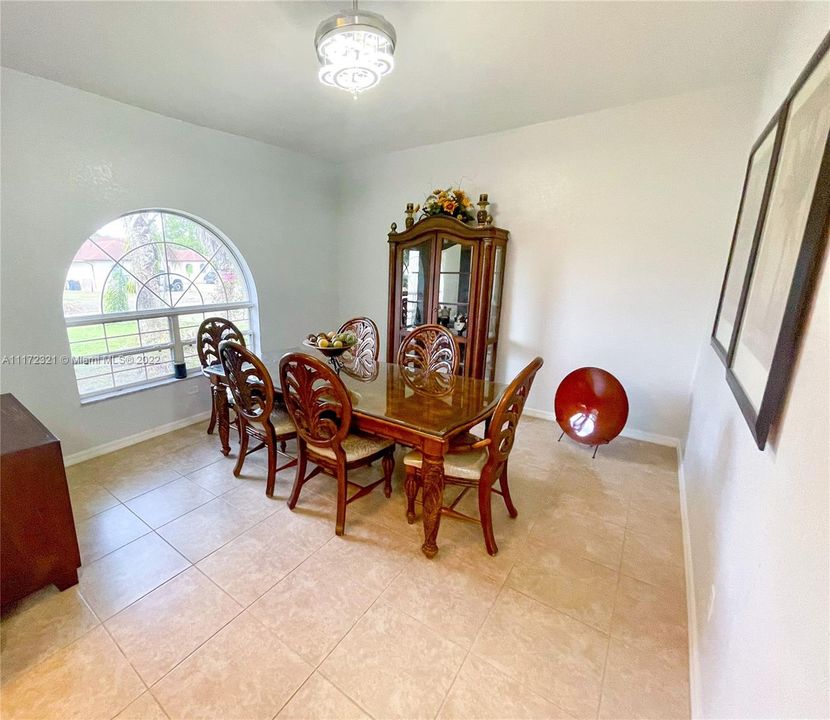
79 371 204 406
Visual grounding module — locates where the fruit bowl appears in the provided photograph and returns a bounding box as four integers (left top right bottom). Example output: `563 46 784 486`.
302 338 355 358
302 331 358 361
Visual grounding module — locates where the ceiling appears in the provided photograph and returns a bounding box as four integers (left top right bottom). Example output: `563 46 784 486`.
0 1 813 160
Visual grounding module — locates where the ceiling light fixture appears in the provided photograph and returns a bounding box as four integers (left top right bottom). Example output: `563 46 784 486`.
314 0 396 96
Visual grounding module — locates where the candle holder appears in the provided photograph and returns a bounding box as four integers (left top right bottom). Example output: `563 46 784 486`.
405 203 415 228
476 193 490 225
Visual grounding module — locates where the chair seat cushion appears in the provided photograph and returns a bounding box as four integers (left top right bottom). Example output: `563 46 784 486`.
403 447 488 481
269 407 296 436
310 433 394 463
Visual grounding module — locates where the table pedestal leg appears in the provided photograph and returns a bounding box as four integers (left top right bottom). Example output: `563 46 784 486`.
214 384 231 456
420 444 445 558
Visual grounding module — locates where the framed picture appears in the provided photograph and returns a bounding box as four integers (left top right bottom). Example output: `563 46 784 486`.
726 33 830 450
711 110 785 363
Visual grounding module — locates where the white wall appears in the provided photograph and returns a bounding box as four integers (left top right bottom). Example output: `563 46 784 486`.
0 69 338 456
336 83 761 440
682 9 829 719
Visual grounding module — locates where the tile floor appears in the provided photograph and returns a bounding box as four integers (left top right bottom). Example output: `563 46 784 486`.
0 417 690 720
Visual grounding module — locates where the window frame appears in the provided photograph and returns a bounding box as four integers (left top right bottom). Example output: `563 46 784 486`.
63 209 259 404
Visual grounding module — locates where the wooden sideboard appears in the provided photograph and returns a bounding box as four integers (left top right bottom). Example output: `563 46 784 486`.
1 393 81 606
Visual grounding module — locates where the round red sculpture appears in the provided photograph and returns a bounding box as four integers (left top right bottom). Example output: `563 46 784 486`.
554 367 629 456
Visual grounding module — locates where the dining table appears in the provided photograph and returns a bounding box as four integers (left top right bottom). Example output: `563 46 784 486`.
203 347 506 558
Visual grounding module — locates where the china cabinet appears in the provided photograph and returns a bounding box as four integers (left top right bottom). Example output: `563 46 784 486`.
387 209 508 380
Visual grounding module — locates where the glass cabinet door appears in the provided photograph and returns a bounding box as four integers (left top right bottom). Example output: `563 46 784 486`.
398 238 433 337
488 244 504 339
436 237 477 337
436 236 477 374
484 243 505 381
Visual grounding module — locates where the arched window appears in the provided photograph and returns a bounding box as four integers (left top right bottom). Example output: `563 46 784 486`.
63 210 257 401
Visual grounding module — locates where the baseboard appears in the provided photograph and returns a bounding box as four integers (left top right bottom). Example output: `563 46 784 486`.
677 444 702 718
62 411 211 467
522 407 681 448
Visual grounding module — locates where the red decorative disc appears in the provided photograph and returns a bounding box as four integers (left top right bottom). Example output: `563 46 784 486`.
554 367 629 446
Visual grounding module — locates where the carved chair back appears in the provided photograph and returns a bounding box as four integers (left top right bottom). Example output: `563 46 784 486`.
197 317 246 370
396 324 459 375
218 341 274 426
482 356 544 479
279 353 352 460
338 317 380 369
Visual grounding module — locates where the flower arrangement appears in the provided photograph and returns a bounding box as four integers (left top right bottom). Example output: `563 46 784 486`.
421 187 476 223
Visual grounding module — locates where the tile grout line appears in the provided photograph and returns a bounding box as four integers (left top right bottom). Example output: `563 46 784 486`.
593 491 630 720
100 524 285 716
432 559 513 720
287 497 439 713
74 478 217 568
79 436 213 720
78 530 193 621
131 574 248 716
502 583 613 638
267 521 413 720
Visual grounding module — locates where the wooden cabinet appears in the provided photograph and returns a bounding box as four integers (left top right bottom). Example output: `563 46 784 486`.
387 215 508 380
1 393 81 607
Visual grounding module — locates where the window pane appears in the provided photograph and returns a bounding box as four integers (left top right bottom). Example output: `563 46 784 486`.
107 335 141 353
74 358 112 380
78 375 115 395
140 330 171 346
105 320 139 336
204 245 248 304
71 339 108 357
163 214 214 258
144 348 175 380
147 361 175 380
172 281 205 309
139 317 169 333
118 243 167 287
184 353 201 371
135 276 173 311
64 241 115 317
113 367 147 388
67 324 104 343
178 312 205 327
179 313 206 342
165 238 210 310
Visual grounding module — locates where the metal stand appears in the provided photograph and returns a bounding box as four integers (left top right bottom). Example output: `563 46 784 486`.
326 355 344 374
557 429 600 459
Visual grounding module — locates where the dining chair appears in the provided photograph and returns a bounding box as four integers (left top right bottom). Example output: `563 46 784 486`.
397 324 459 375
197 317 246 440
279 352 395 536
402 356 544 555
338 317 380 372
218 341 297 497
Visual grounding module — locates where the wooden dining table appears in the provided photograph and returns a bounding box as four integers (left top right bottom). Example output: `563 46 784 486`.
203 347 506 558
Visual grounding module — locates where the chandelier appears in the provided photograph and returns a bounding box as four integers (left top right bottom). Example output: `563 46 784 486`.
314 1 396 96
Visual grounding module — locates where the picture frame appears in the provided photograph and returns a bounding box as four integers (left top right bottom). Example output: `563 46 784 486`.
725 33 830 450
711 109 786 364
